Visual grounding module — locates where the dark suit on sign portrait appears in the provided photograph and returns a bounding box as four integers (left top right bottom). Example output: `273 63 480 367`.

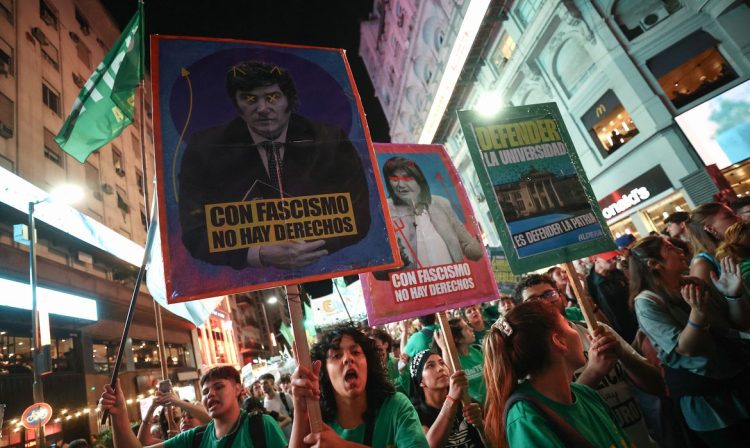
178 114 371 269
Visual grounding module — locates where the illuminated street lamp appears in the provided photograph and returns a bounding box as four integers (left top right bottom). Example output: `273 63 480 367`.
476 91 503 117
14 184 82 448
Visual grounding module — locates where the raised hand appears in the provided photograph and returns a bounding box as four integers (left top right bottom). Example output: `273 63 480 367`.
448 370 468 401
99 379 127 416
291 359 321 412
463 402 483 427
586 326 619 377
681 283 710 318
711 257 743 298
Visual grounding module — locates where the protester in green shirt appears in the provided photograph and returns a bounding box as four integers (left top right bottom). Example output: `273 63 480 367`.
434 318 486 407
371 328 408 395
513 274 663 447
402 315 438 360
409 349 485 447
462 304 489 345
98 366 287 448
482 300 631 448
290 326 429 447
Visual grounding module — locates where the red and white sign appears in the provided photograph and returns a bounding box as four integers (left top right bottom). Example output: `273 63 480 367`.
361 144 498 325
21 403 53 429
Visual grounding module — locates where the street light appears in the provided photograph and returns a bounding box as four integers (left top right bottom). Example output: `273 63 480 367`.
475 91 503 117
18 184 82 448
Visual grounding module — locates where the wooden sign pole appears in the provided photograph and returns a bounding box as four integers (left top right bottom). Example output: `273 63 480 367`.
563 262 599 334
436 311 470 403
286 284 324 433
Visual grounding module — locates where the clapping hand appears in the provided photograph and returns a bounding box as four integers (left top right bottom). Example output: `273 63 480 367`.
681 283 710 316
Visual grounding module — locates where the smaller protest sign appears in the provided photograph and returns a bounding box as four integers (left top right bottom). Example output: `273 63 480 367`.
457 102 614 274
487 246 522 294
361 144 498 326
310 278 368 329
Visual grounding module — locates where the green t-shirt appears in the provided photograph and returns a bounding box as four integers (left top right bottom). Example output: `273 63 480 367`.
404 324 437 358
459 346 486 407
564 306 584 322
164 411 287 448
472 324 487 346
386 355 408 395
329 392 429 448
506 382 631 448
740 259 750 288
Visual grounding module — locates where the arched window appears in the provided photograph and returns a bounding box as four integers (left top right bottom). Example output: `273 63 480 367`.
553 38 594 96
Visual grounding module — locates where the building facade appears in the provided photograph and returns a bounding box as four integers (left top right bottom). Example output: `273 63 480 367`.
0 1 206 444
360 0 750 246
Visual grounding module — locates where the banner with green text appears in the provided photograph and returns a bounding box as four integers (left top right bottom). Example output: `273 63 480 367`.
458 103 614 274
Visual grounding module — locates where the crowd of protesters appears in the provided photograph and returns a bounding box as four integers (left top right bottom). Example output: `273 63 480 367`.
99 198 750 447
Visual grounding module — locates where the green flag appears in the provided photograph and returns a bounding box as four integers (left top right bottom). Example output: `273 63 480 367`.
55 5 144 163
279 322 293 347
303 302 318 341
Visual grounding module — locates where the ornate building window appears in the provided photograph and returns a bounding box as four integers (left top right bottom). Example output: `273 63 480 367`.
581 90 639 157
647 31 737 109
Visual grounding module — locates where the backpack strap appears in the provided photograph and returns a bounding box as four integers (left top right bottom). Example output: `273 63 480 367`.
504 392 596 448
363 410 376 446
248 413 266 448
191 424 208 448
190 413 265 448
279 392 292 415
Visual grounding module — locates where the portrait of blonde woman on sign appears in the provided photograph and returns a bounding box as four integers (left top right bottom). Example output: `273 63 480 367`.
382 156 483 270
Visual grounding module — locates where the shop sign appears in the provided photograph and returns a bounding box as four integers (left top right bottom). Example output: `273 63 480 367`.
21 403 52 429
598 166 672 220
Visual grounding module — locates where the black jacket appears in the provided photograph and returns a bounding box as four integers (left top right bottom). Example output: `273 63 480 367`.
178 114 371 269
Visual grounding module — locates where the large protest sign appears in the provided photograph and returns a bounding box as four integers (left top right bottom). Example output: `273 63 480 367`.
151 36 399 302
458 103 614 274
361 144 498 326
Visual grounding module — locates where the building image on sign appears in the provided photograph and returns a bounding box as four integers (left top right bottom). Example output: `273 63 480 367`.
494 167 589 222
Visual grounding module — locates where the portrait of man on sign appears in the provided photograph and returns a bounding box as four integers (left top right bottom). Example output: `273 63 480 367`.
178 60 371 270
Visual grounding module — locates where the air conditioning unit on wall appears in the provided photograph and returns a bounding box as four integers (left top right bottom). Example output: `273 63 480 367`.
640 6 669 30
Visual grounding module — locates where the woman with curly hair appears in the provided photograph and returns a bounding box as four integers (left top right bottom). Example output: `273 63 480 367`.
716 221 750 287
482 300 630 448
289 326 428 447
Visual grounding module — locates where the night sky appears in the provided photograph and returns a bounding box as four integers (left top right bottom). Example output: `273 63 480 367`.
101 0 390 142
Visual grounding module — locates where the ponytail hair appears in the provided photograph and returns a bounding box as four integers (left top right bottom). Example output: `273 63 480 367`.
482 300 561 448
716 221 750 261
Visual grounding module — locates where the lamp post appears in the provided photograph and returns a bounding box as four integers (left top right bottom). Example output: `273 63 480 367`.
260 294 277 356
23 185 82 448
